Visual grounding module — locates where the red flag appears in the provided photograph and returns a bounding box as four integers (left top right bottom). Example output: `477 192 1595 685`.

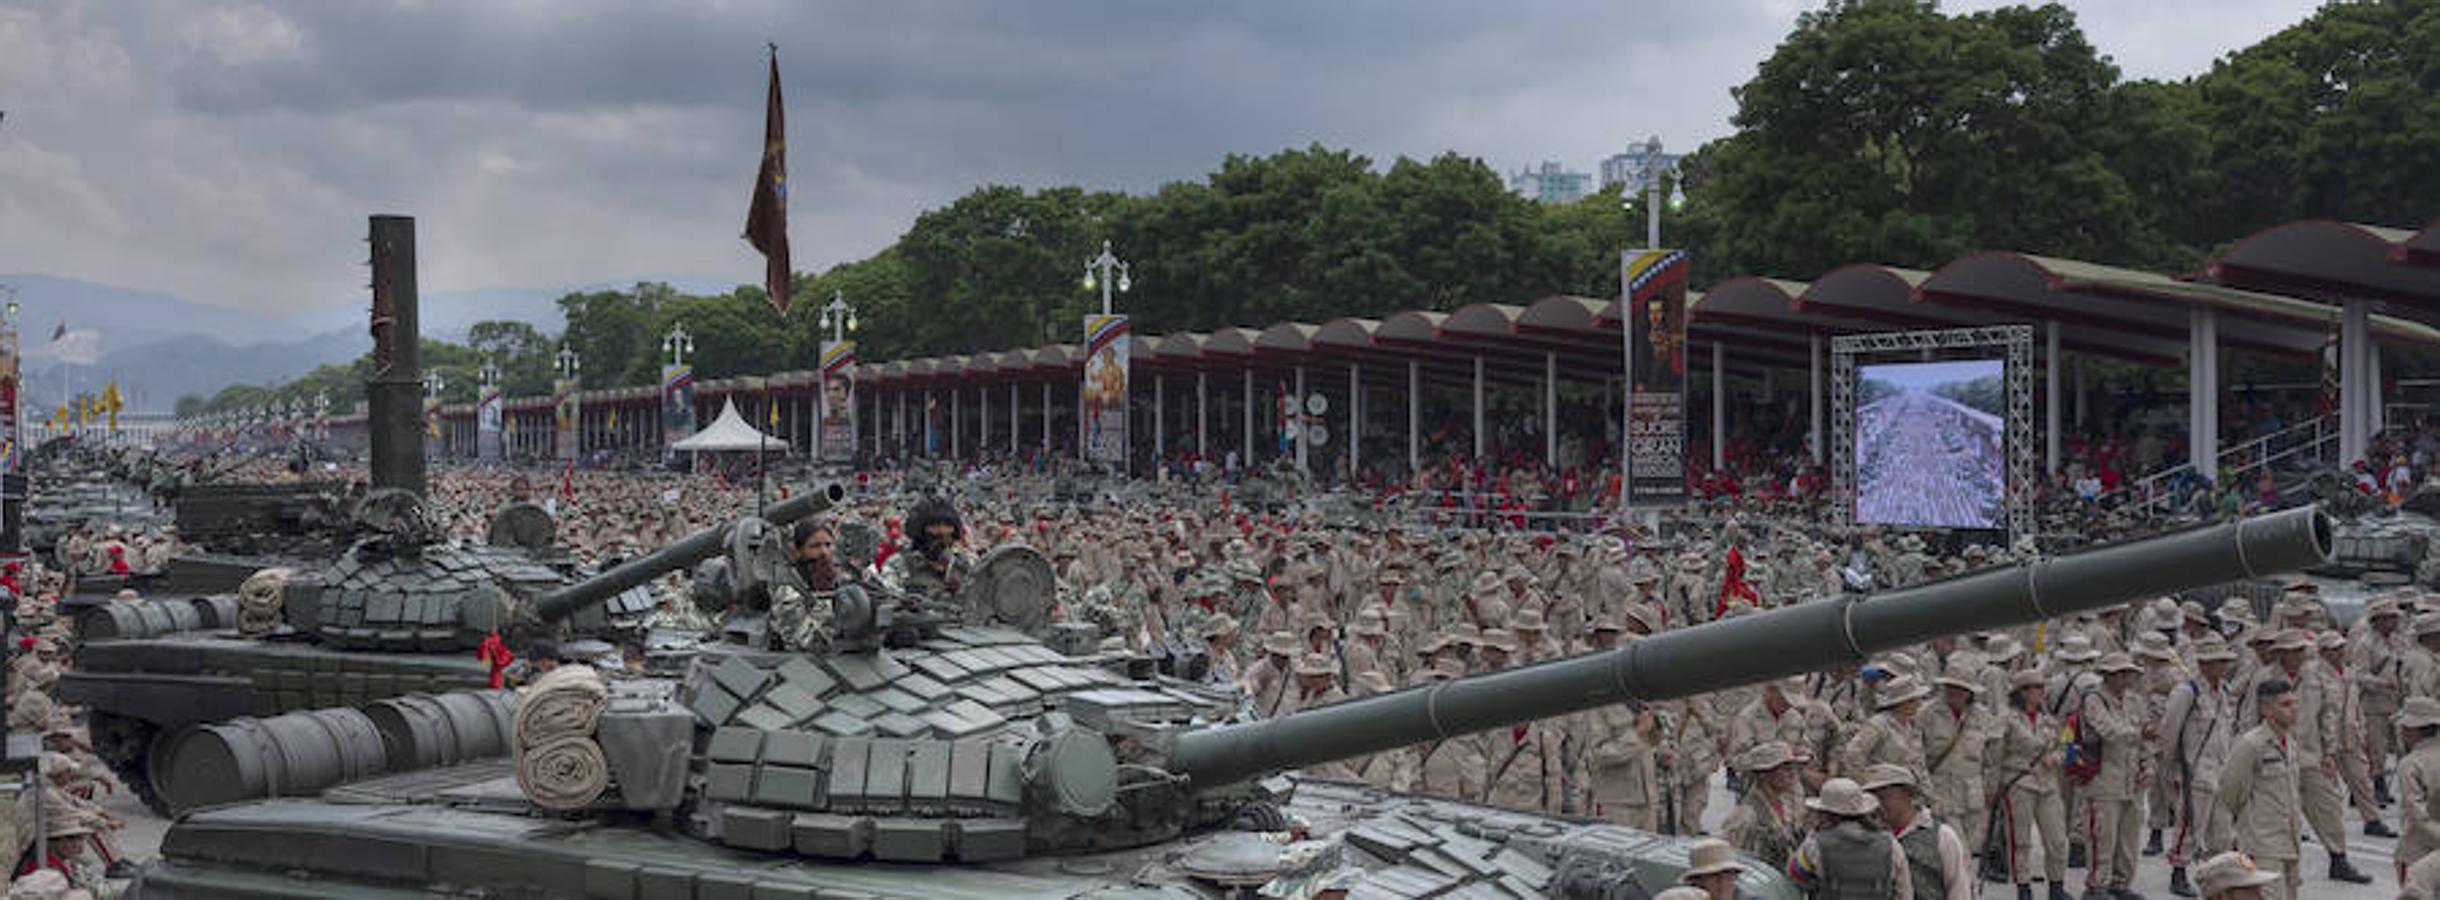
743 48 791 315
1715 545 1759 617
560 458 575 501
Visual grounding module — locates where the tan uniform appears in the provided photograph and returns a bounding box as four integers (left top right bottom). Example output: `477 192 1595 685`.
2080 685 2145 892
1479 721 1557 813
1996 704 2068 884
2349 623 2408 763
1587 704 1663 829
1916 699 1997 851
2398 734 2440 871
2220 723 2305 900
2160 677 2237 863
1836 708 1928 787
1719 784 1806 870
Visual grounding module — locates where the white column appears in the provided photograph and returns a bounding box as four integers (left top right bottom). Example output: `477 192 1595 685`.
1154 374 1166 466
1407 359 1421 478
1543 351 1558 467
1040 382 1050 455
978 384 991 457
1711 342 1725 471
1348 362 1362 477
922 390 934 457
1294 365 1309 471
1243 368 1255 466
1196 371 1209 459
1010 382 1019 455
952 387 963 459
1809 334 1825 464
2370 340 2386 438
2046 320 2061 476
1471 356 1486 461
2074 357 2087 428
1076 378 1086 462
2343 299 2370 464
2190 307 2219 476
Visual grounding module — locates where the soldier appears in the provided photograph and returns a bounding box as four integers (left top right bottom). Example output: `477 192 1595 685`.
879 496 974 597
1997 670 2071 900
1475 629 1557 813
2408 611 2440 700
2314 631 2394 839
2220 679 2304 900
1587 697 1666 830
1836 674 1929 786
2349 595 2407 805
1918 675 1996 855
1787 777 1915 899
2161 638 2239 897
2133 632 2183 858
1245 631 1299 716
1198 613 1242 687
1720 740 1807 871
1732 676 1835 792
2082 653 2147 900
2251 629 2374 884
1398 667 1485 802
1859 764 1971 900
2393 695 2440 882
1277 652 1344 717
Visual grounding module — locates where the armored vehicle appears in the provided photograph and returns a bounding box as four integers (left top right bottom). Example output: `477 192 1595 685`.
129 501 2331 899
57 482 846 813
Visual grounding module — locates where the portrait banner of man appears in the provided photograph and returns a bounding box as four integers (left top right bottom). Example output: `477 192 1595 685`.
476 384 503 463
1622 248 1689 507
1083 313 1130 465
661 363 695 463
820 339 857 463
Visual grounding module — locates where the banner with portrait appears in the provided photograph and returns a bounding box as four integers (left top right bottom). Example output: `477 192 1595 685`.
1083 313 1129 465
820 339 857 463
1622 248 1689 507
476 385 503 463
661 363 695 461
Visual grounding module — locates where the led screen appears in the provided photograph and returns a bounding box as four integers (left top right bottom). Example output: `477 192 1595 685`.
1854 359 2007 530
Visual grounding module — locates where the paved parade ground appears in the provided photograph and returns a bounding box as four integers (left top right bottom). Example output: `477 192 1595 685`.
94 770 2416 898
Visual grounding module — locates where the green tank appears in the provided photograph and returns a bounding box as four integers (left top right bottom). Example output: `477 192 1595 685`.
57 482 848 813
128 504 2331 900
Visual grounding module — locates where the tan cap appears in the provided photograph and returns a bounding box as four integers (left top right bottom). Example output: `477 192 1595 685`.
2098 652 2142 674
2009 670 2047 691
1294 652 1337 678
2269 629 2313 652
1935 675 1983 695
1805 778 1878 817
2416 611 2440 636
1511 607 1547 633
1478 628 1518 654
1263 631 1301 656
2194 638 2238 663
1679 838 1747 880
2400 696 2440 730
1857 762 1917 792
2316 630 2347 651
1874 675 1930 709
1199 613 1239 639
2191 850 2279 894
2052 635 2100 663
1737 741 1796 772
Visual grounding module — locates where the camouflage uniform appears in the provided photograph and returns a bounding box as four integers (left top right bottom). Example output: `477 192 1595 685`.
767 585 835 653
881 547 974 598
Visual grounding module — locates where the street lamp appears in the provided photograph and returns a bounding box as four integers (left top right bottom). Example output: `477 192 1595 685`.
479 359 501 387
663 324 694 368
1626 135 1674 248
818 289 858 343
425 372 446 401
555 346 580 381
1081 239 1131 315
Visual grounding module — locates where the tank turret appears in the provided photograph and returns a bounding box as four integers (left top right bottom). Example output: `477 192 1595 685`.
131 507 2327 900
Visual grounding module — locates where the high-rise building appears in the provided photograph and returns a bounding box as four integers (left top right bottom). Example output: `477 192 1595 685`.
1510 161 1593 204
1600 149 1681 192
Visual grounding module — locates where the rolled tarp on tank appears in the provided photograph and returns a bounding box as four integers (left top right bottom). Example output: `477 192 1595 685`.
80 601 205 640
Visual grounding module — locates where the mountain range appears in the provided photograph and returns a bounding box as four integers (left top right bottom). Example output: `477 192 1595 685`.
3 273 731 414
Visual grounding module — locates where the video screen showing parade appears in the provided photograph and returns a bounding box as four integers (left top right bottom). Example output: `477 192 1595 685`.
1853 359 2008 530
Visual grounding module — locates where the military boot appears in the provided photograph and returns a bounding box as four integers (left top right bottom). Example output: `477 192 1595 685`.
2017 885 2035 900
2142 828 2162 856
2378 772 2396 806
2367 818 2399 838
2330 851 2373 884
2048 882 2073 900
2168 866 2196 897
2066 842 2087 869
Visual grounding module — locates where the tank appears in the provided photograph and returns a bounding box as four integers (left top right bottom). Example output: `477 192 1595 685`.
127 505 2331 900
56 481 846 812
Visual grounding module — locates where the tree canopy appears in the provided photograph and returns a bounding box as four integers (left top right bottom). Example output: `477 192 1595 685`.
181 0 2440 418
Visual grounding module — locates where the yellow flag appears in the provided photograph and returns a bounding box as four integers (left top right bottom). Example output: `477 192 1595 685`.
767 401 779 429
104 380 122 429
607 407 618 430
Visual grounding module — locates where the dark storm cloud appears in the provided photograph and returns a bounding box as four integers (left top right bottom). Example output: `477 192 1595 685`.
0 0 2315 320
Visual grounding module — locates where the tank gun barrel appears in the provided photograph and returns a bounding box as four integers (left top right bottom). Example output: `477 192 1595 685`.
528 482 845 623
1171 505 2332 789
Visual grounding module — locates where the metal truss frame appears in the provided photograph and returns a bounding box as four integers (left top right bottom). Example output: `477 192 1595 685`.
1831 325 2034 544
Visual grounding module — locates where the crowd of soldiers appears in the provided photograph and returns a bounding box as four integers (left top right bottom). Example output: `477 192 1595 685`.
4 559 131 899
43 526 181 581
30 448 2440 899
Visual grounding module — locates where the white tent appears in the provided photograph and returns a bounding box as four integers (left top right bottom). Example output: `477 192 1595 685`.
671 398 790 452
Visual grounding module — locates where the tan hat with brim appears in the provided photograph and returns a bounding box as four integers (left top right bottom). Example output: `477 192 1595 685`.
1874 676 1930 709
1679 838 1747 880
1805 778 1878 817
1737 740 1796 772
1857 762 1917 793
2191 851 2280 894
2400 696 2440 730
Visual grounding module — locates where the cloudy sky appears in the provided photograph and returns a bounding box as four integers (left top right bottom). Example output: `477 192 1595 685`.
0 0 2320 321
